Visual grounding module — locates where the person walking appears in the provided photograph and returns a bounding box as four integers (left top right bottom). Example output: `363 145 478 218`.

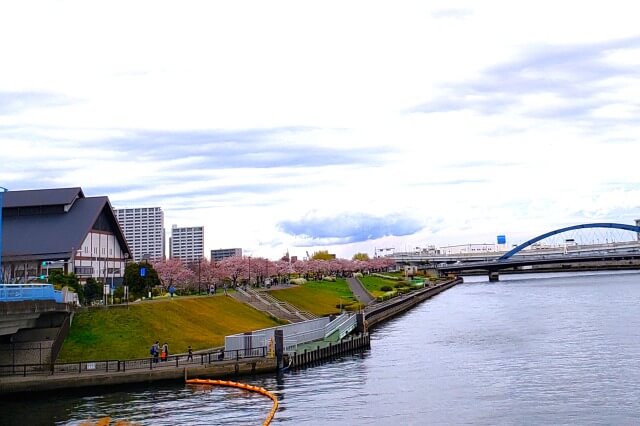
187 345 193 362
151 341 160 363
161 342 169 362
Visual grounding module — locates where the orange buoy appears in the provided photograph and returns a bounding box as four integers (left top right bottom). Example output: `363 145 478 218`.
186 378 279 425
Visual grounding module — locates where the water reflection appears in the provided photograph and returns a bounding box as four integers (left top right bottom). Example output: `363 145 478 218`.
2 271 640 425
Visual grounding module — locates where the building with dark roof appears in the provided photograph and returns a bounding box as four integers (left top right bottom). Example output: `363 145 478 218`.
1 187 132 284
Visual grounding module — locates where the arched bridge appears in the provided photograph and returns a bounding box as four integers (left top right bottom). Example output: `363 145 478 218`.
499 223 640 260
437 222 640 281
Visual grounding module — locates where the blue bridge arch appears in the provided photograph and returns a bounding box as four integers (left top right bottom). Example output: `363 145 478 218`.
499 223 640 260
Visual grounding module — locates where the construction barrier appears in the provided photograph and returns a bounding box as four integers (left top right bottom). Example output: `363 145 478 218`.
186 378 279 425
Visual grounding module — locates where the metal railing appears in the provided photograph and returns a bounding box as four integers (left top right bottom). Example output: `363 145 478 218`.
0 284 63 303
323 313 357 340
0 346 267 378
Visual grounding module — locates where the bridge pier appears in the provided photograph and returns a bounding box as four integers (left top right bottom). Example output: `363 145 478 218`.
488 271 500 282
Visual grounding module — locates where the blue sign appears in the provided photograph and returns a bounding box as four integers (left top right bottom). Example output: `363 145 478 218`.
497 235 506 244
140 267 147 277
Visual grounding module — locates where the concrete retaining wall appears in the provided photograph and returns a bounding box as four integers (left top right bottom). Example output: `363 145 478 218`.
289 333 371 368
365 278 461 328
0 357 277 395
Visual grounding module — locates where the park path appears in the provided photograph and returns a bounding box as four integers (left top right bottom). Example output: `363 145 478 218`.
346 277 376 305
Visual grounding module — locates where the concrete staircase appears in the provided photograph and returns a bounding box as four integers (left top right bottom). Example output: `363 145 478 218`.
232 288 317 323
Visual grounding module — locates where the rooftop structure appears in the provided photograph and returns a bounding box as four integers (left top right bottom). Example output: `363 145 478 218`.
1 187 131 284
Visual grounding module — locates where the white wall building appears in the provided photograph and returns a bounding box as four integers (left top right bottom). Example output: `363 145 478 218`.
1 187 131 284
439 243 498 255
114 207 165 262
211 248 242 262
170 225 204 263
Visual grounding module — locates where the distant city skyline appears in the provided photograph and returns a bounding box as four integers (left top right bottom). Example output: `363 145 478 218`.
1 1 639 260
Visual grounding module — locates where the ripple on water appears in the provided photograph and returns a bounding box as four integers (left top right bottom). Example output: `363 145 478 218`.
3 272 640 425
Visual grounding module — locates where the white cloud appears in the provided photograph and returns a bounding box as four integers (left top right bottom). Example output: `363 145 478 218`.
1 0 640 260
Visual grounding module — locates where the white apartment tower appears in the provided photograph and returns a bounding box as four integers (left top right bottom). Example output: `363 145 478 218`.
115 207 165 262
170 225 204 263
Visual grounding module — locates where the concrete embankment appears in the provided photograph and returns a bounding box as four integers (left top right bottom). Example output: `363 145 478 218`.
0 277 461 395
0 357 276 395
288 333 371 369
364 277 462 328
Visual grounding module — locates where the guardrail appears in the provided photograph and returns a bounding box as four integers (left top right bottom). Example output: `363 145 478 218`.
324 313 357 340
0 346 267 378
0 284 63 303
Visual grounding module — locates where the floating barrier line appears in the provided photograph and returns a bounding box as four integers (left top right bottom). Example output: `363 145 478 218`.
186 378 279 425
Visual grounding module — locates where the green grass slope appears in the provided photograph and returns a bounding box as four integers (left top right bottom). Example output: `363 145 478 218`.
58 295 282 362
358 275 402 297
269 279 360 316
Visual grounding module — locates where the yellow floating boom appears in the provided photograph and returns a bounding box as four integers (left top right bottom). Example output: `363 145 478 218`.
186 378 279 425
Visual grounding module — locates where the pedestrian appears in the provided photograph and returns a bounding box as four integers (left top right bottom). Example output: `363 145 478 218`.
223 284 228 296
151 341 160 363
187 345 193 362
161 342 169 361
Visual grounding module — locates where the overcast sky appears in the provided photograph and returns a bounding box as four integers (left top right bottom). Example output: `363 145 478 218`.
1 1 639 260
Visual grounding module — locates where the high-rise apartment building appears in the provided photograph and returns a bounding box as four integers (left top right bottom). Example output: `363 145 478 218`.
170 225 204 263
210 248 242 262
115 207 165 262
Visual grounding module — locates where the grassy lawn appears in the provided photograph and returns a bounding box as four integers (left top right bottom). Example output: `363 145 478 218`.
269 279 359 316
58 295 282 362
359 275 405 297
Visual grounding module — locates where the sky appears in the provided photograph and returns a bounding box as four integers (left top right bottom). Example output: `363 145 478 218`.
1 1 639 260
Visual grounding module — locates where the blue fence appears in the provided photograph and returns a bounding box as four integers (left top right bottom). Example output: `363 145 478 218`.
0 284 63 303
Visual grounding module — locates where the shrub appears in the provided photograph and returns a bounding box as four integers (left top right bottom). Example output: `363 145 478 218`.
290 278 307 285
353 272 363 278
372 273 402 281
380 285 393 292
394 283 406 289
322 276 336 282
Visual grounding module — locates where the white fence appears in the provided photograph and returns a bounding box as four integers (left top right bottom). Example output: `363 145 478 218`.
225 313 358 353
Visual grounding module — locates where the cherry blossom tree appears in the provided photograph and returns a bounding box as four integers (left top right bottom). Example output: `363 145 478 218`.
219 256 246 287
152 259 194 291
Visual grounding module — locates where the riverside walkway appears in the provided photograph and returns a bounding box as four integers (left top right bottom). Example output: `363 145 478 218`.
0 347 275 395
0 278 461 395
346 277 376 305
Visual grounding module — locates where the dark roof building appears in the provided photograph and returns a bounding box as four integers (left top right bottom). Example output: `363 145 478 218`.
1 187 131 284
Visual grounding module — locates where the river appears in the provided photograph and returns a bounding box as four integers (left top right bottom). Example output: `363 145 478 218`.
3 270 640 425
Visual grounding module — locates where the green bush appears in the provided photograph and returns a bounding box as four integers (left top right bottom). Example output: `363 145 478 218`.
380 285 393 292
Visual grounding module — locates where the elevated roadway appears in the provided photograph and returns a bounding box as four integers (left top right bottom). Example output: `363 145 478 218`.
0 284 74 365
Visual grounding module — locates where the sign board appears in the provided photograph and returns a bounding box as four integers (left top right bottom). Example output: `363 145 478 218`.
140 267 146 277
497 235 506 244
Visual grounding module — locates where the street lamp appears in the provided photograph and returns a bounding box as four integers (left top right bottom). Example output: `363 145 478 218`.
0 186 8 283
0 187 7 282
197 258 201 295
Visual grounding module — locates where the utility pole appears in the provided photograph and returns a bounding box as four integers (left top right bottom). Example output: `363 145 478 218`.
198 258 201 295
0 187 7 282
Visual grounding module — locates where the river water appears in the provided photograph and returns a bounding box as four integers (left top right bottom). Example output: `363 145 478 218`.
3 271 640 425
